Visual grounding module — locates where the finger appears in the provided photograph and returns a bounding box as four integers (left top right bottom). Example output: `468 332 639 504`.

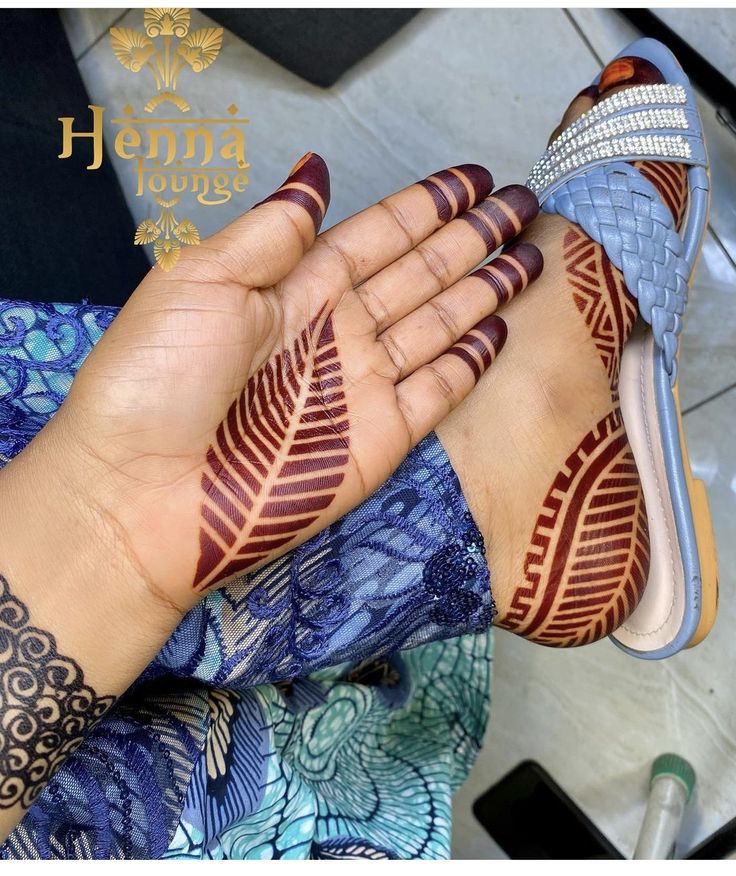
396 315 507 446
195 152 330 287
310 165 494 287
354 185 538 333
380 242 542 381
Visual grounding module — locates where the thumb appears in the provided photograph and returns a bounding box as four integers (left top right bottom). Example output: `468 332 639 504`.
200 152 331 288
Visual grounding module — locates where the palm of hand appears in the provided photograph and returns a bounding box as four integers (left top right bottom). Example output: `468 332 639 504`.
51 155 539 611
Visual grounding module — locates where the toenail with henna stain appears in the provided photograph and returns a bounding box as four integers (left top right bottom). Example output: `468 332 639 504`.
599 57 665 93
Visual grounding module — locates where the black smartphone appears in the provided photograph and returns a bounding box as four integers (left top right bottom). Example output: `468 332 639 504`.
472 760 623 859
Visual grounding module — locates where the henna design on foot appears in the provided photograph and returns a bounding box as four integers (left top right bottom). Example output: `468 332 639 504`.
0 574 114 809
501 226 647 646
563 224 637 394
634 160 688 230
498 61 692 647
193 304 349 592
502 410 649 645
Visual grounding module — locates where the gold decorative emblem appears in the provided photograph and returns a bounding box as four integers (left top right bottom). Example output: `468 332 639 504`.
134 197 201 271
58 8 249 272
110 8 224 113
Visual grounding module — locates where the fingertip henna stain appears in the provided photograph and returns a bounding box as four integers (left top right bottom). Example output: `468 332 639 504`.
473 242 544 303
258 152 331 233
447 314 507 384
461 184 539 255
418 164 494 222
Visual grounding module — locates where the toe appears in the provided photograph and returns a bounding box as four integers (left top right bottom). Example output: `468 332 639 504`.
598 56 665 96
548 85 598 144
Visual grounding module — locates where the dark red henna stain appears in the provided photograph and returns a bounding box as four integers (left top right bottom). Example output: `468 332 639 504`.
193 304 349 591
447 314 507 384
501 410 649 646
598 57 665 94
418 164 494 221
499 73 687 646
563 225 637 395
460 185 539 255
257 152 330 232
472 242 543 303
575 84 600 101
635 160 688 230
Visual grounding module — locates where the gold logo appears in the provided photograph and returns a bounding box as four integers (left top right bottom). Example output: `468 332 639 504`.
58 8 250 271
110 8 222 113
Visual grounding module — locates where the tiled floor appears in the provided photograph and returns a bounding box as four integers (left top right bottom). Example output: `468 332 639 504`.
60 8 736 860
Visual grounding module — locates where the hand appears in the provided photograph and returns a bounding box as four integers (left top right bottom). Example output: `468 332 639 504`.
22 154 541 613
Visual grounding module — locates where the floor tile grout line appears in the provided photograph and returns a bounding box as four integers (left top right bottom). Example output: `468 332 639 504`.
707 223 736 272
75 9 131 63
683 381 736 417
563 9 605 66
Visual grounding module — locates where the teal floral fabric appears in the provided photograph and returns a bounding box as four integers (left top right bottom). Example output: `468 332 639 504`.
166 635 492 859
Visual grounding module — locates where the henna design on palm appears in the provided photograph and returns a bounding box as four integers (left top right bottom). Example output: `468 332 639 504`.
194 304 346 591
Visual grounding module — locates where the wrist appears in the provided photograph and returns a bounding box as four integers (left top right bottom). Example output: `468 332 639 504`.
0 419 182 695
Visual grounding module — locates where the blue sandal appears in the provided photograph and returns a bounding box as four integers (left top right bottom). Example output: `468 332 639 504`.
527 38 718 659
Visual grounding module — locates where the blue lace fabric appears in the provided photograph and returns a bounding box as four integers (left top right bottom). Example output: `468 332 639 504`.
0 299 495 859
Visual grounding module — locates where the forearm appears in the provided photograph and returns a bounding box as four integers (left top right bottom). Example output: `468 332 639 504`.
0 424 182 841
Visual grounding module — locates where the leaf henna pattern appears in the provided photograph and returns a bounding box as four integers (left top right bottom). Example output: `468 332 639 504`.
193 305 349 592
501 409 649 646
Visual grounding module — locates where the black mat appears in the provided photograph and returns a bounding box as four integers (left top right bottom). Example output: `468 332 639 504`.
207 9 419 87
0 10 149 305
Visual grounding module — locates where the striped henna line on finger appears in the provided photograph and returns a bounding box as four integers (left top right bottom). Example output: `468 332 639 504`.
257 152 331 232
471 242 543 304
460 184 539 256
447 314 507 384
418 164 494 221
193 303 349 591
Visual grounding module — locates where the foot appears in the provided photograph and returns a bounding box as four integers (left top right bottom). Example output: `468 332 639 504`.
438 56 689 646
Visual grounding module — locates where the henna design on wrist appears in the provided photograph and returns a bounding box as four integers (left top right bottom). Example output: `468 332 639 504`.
193 304 349 592
0 574 114 810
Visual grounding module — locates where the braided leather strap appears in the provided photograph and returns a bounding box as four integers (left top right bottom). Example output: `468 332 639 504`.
543 161 690 383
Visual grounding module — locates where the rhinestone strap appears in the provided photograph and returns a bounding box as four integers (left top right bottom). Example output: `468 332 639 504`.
527 83 705 199
545 84 687 149
533 108 690 180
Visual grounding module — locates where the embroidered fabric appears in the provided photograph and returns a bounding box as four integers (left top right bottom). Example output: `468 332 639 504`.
0 297 495 858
